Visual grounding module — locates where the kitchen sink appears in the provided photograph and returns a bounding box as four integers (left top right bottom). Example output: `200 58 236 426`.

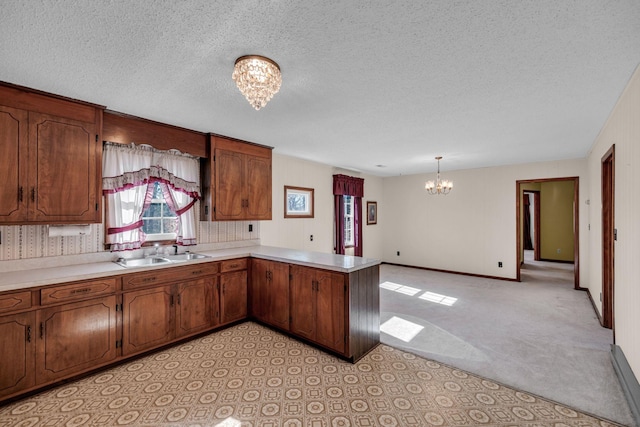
114 252 211 268
164 253 211 262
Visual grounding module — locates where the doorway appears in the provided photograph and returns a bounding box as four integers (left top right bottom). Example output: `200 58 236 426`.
601 146 615 330
516 177 580 288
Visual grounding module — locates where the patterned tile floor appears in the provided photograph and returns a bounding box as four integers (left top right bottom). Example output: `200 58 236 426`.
0 322 624 426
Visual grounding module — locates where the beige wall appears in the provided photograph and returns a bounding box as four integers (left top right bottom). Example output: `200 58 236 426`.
540 180 575 261
381 159 588 280
587 64 640 376
260 153 384 261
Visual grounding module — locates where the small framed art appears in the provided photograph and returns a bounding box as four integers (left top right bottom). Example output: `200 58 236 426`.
285 186 314 218
367 201 377 225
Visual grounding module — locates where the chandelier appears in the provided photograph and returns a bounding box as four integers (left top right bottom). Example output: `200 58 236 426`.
232 55 282 110
425 156 453 195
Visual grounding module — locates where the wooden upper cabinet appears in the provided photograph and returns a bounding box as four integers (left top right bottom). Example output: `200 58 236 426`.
201 135 272 221
0 83 104 225
0 106 28 222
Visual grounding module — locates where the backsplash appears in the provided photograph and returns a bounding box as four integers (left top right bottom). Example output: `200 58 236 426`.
0 218 260 262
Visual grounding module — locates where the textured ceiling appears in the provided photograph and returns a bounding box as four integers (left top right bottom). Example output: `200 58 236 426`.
1 1 639 177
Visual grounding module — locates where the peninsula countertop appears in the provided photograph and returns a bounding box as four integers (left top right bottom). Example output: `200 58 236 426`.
0 245 380 292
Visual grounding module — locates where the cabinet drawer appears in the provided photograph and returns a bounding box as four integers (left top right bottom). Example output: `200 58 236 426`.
221 258 248 273
0 291 32 314
41 278 117 305
123 262 219 290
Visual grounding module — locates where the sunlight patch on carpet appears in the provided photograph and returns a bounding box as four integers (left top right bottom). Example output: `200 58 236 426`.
379 281 421 296
419 291 458 306
380 315 424 342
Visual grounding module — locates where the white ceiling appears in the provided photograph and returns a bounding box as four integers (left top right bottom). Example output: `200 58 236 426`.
1 1 639 177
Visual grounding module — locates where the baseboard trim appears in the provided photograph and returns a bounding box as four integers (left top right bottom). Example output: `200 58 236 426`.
583 288 604 326
381 262 518 282
538 258 575 264
611 344 640 425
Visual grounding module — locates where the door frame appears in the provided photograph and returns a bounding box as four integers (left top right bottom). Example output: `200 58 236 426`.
523 190 541 261
601 145 615 331
516 177 580 288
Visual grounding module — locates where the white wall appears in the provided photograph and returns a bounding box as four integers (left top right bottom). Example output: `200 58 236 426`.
381 159 588 280
587 64 640 375
260 153 384 260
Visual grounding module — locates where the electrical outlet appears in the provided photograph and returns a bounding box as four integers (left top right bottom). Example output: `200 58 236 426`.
248 224 253 232
498 262 502 268
557 248 561 254
397 251 400 256
310 235 313 241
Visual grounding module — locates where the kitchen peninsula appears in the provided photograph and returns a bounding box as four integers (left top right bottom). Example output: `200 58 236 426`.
0 245 380 402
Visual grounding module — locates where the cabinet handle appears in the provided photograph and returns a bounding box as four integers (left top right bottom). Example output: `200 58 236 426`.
142 277 156 283
26 325 32 343
230 264 238 268
71 288 91 294
18 187 23 202
31 188 35 202
40 323 44 339
191 270 202 275
170 295 174 306
177 294 181 305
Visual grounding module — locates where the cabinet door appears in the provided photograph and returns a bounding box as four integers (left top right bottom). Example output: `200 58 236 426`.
250 259 269 321
176 278 213 338
28 112 99 223
37 296 117 383
289 266 316 340
246 154 272 220
123 286 173 356
215 148 245 220
267 261 290 330
0 106 29 222
315 271 346 353
220 270 247 324
0 312 35 398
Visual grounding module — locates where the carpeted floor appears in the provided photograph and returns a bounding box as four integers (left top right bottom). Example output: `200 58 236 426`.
379 254 634 426
0 322 624 426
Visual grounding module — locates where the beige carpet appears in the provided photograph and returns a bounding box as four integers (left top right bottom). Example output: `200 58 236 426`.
0 322 623 427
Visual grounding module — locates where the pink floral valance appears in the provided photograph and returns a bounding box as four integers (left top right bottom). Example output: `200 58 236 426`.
333 174 364 197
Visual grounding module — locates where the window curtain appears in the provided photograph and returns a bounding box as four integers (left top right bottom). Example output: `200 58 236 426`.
333 174 364 256
103 142 201 251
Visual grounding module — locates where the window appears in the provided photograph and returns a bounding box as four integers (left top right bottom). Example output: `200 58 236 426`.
344 195 354 247
142 182 178 241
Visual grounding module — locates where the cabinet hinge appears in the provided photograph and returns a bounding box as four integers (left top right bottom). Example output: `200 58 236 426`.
115 340 122 348
96 203 99 211
213 155 216 162
213 206 216 213
95 134 99 142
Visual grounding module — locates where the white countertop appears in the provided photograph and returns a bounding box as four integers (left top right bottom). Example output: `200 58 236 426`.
0 246 380 293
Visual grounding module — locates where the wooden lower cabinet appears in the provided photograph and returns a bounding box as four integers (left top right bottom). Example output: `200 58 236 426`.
176 278 216 337
220 270 247 324
122 286 174 356
37 296 117 383
0 312 35 398
290 265 346 354
250 259 289 329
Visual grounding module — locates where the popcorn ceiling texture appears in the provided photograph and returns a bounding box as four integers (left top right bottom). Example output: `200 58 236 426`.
0 1 639 177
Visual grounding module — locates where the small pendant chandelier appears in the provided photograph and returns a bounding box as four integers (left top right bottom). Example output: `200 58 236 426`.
425 156 453 195
232 55 282 110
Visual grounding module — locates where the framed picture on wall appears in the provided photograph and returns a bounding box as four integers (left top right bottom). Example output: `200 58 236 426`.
367 201 377 225
284 186 314 218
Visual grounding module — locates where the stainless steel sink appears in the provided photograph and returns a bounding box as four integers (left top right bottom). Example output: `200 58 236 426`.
114 253 210 268
164 253 211 262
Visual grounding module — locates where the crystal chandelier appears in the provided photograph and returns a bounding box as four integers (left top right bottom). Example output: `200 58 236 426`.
425 156 453 195
232 55 282 110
